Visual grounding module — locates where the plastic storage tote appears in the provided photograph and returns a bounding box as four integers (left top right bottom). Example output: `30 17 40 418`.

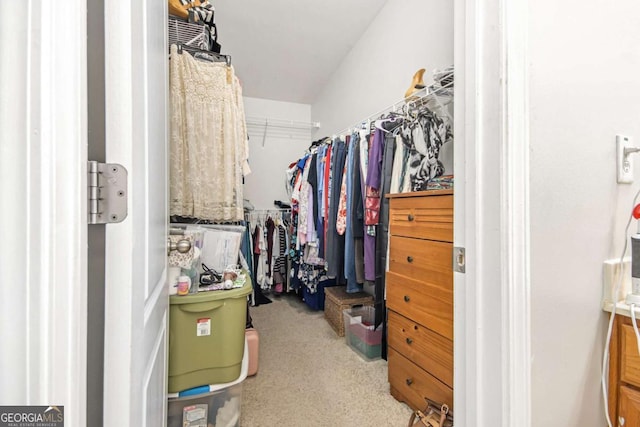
168 279 252 393
343 305 382 360
167 338 249 427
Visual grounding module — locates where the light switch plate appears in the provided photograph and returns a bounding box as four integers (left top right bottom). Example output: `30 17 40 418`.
617 135 634 183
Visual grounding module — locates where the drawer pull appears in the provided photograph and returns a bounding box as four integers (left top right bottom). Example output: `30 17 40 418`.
406 338 413 345
407 256 414 263
406 378 413 386
407 214 415 222
404 295 410 302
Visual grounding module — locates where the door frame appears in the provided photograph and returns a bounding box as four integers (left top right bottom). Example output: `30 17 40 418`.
1 0 533 424
454 0 531 425
0 0 88 423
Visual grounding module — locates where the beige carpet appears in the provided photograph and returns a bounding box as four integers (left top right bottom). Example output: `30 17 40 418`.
240 294 413 426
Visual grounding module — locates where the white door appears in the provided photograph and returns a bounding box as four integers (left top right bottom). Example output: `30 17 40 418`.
102 1 170 426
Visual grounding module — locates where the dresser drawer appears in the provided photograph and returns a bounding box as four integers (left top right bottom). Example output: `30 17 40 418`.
388 236 452 287
621 324 640 386
389 194 453 242
619 385 640 427
386 271 452 340
387 310 453 387
388 348 453 411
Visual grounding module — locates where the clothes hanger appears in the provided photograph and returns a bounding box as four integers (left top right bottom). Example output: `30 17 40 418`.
175 42 231 65
374 112 404 133
194 51 217 62
306 138 325 154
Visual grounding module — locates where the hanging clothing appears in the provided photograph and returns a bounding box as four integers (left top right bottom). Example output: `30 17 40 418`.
364 129 384 282
256 223 272 290
285 162 297 198
273 224 288 293
375 132 397 359
297 263 326 294
359 128 370 184
306 167 317 245
266 217 276 277
352 136 365 286
375 133 397 306
326 138 347 282
297 156 312 246
308 153 319 237
248 221 271 306
322 145 332 256
288 209 302 292
169 45 249 221
316 146 327 259
336 155 349 235
407 109 453 191
290 156 307 204
390 134 410 193
344 134 363 293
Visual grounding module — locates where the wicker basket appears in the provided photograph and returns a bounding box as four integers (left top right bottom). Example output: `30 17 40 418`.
324 286 374 337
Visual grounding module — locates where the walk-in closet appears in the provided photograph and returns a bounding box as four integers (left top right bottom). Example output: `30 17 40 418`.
162 1 456 426
11 0 640 424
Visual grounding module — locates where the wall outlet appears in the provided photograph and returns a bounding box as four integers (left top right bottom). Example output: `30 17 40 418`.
617 135 634 183
603 257 631 303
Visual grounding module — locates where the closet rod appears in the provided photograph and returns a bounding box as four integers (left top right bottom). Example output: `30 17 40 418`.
332 78 454 138
245 208 291 212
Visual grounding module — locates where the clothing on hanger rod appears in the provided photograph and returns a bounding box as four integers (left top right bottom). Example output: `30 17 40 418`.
332 77 453 137
374 112 405 134
307 138 329 150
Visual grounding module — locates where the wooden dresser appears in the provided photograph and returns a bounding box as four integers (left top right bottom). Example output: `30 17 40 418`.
608 314 640 425
386 189 454 411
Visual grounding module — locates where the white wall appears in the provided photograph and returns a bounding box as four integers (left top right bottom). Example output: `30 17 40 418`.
529 1 640 425
243 97 312 210
311 0 454 175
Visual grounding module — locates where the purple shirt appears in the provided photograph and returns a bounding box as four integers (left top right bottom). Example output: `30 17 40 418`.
366 129 384 190
364 130 384 281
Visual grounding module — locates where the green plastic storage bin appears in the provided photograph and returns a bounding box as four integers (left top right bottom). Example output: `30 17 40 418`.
168 279 252 393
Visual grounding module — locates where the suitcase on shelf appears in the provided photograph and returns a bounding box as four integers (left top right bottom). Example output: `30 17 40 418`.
246 328 259 377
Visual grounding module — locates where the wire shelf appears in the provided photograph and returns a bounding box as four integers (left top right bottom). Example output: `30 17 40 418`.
245 117 321 145
168 15 210 52
245 117 321 131
332 70 454 137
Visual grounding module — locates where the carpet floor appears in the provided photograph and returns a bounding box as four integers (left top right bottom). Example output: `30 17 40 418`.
240 294 413 427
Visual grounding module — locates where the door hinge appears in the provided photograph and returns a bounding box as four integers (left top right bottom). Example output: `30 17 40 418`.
453 247 466 273
88 161 128 224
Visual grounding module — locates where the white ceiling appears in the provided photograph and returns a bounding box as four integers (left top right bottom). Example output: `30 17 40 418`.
214 0 388 105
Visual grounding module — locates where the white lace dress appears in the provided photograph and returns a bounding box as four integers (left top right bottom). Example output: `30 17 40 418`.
169 44 249 221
